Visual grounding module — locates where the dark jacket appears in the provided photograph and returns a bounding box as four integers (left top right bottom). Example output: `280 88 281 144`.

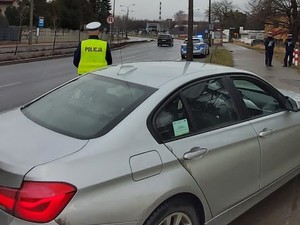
73 35 112 68
284 38 295 52
264 37 275 51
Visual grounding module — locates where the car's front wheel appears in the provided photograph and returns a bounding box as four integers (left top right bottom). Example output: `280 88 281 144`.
144 199 201 225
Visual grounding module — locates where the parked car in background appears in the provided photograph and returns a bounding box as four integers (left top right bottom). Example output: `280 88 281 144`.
1 61 300 225
181 37 209 59
157 34 174 47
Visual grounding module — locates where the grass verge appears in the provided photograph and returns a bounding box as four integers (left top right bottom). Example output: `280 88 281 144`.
205 46 233 67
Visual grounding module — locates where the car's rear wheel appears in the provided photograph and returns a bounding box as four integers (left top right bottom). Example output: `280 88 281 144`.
144 199 201 225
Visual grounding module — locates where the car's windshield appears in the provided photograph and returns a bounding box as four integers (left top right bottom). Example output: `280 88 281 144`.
22 75 156 139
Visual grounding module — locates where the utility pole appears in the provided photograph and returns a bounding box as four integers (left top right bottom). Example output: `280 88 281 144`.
186 0 193 61
29 0 34 45
208 0 212 47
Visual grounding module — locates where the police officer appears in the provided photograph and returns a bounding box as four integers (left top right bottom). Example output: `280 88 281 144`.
264 31 275 67
73 21 112 75
283 33 295 67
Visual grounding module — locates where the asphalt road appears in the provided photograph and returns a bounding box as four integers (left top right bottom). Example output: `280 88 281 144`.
0 39 187 112
0 40 299 224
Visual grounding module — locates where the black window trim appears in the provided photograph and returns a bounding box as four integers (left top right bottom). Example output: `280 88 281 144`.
147 74 244 144
225 73 288 121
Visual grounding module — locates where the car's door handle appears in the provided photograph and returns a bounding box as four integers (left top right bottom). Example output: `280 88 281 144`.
183 147 208 160
259 128 273 137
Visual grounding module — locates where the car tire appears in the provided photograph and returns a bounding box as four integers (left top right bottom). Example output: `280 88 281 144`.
144 198 201 225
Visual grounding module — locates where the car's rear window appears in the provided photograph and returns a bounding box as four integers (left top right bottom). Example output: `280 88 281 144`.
22 75 156 139
159 35 171 39
184 39 203 44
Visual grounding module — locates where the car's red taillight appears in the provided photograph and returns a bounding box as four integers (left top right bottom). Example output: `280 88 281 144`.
0 186 18 213
0 181 76 223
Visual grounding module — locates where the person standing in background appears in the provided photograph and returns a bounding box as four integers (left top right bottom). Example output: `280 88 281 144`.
73 21 112 75
283 33 295 67
264 31 275 67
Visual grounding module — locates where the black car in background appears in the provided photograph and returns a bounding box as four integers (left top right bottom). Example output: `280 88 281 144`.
157 34 174 47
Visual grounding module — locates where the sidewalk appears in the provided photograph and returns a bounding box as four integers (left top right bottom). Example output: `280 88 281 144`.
224 43 300 93
225 43 300 225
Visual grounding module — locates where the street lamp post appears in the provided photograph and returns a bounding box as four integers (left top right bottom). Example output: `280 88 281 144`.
29 0 34 45
120 4 135 39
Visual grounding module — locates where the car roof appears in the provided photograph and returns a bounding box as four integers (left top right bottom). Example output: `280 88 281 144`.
91 61 253 89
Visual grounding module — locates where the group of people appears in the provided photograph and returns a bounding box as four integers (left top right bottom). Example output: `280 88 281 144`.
73 21 297 75
264 31 296 67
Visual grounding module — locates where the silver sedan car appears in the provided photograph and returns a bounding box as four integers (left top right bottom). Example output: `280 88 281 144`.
1 61 300 225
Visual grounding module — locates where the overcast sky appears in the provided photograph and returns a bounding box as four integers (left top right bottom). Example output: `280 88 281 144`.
113 0 248 21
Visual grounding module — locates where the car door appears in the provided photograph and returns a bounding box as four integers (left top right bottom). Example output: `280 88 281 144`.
230 75 300 188
153 77 260 216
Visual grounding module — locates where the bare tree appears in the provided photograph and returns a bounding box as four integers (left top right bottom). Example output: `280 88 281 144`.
247 0 300 40
205 0 233 24
174 10 186 23
246 0 274 29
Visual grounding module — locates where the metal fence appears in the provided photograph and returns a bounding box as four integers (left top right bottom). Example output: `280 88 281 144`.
0 27 19 41
0 26 109 44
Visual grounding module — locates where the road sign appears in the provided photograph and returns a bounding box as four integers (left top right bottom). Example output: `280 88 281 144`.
107 16 115 24
38 16 44 28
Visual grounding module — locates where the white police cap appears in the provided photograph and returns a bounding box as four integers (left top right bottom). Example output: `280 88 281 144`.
86 22 101 30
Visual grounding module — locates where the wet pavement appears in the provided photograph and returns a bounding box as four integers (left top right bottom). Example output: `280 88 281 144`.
224 43 300 93
225 43 300 225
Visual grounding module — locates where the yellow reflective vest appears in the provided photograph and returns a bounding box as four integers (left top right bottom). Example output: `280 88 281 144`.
78 39 108 75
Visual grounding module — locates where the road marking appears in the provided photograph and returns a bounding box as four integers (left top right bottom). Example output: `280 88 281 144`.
0 82 22 89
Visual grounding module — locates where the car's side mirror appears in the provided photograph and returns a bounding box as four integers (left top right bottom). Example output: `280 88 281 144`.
285 96 299 112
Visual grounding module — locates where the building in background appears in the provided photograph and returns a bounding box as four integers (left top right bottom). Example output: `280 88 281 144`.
146 22 160 34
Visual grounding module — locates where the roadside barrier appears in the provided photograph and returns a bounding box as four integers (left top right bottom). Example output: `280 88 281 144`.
293 49 299 66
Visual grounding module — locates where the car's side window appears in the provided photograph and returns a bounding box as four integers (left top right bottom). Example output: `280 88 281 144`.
155 97 191 141
232 78 284 117
181 79 239 132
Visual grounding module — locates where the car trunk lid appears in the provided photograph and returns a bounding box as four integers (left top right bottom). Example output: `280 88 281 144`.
0 109 88 188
